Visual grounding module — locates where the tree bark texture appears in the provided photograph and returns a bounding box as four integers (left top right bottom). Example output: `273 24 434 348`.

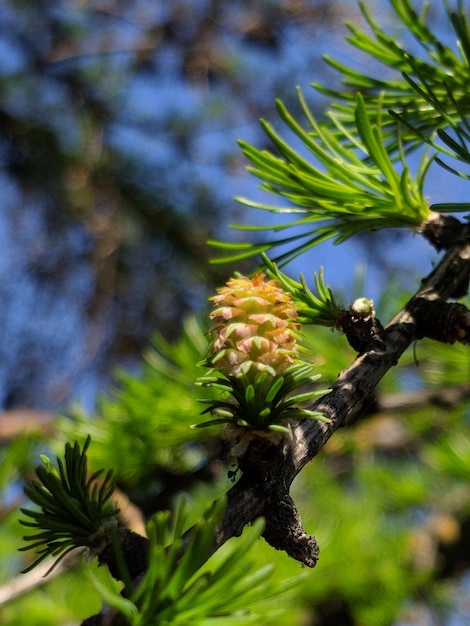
83 218 470 624
212 236 470 567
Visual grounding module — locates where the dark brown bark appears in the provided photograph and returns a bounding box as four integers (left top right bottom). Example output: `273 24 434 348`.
210 238 470 568
82 225 470 624
419 212 470 252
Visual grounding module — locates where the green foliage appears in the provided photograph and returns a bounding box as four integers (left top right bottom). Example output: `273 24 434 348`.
423 430 470 482
196 363 329 433
321 0 470 197
79 498 301 626
298 468 421 626
194 270 331 434
0 563 103 626
416 335 470 386
211 91 433 264
287 407 470 625
5 2 470 625
0 434 45 494
58 317 214 488
5 311 470 625
16 440 302 624
321 0 470 159
261 255 342 326
209 0 470 265
19 437 118 573
87 497 303 625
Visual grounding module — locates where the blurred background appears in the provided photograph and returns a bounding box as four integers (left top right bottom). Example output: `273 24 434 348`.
1 2 470 625
0 0 347 412
0 0 461 414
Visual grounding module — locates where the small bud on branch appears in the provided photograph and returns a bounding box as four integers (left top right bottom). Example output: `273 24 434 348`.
195 272 329 437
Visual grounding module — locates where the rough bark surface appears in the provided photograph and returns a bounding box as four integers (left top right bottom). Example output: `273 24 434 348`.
82 217 470 624
201 235 470 567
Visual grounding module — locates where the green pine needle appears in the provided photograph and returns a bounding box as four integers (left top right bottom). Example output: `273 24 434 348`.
97 497 306 625
210 90 432 266
209 0 470 266
196 362 330 432
19 436 119 574
262 254 341 326
322 0 470 158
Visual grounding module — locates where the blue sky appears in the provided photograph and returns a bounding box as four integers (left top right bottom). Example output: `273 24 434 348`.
0 0 468 409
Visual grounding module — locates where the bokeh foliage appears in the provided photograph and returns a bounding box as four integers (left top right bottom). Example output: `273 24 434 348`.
2 302 469 625
0 1 470 625
0 0 341 409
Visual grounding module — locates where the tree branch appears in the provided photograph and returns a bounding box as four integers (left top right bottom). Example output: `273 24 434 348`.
81 240 470 625
213 240 470 565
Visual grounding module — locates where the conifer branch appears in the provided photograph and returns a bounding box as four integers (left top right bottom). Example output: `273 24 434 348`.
206 238 470 566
